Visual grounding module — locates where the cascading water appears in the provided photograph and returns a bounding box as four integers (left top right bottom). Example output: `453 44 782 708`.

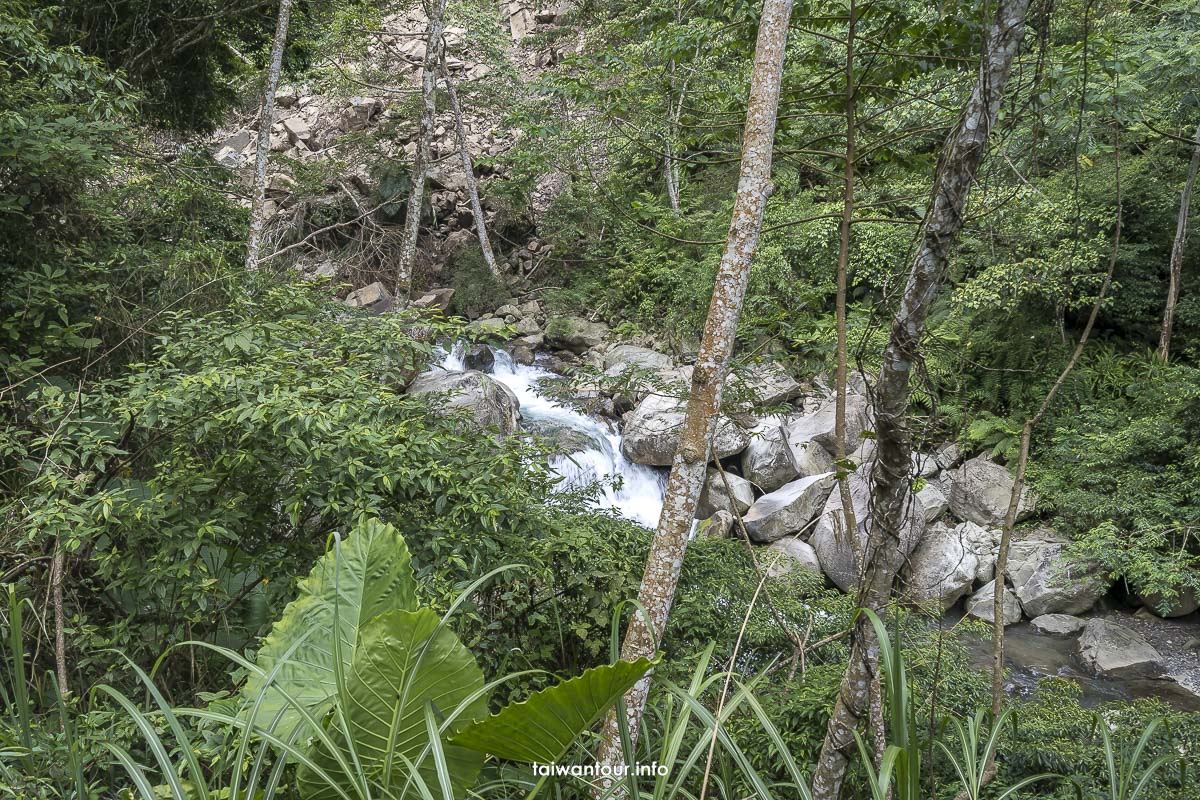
438 343 667 527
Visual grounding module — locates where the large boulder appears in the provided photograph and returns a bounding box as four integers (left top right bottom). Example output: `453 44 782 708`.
783 393 869 452
810 471 926 592
407 370 520 438
696 469 756 519
1030 614 1087 637
545 315 609 353
740 417 835 493
764 538 824 581
903 521 997 611
1076 619 1164 679
620 394 748 466
1135 585 1200 618
408 371 520 438
965 580 1022 626
728 361 802 407
916 482 949 523
344 282 394 314
1006 531 1109 617
949 454 1037 526
602 344 673 374
742 472 837 543
696 510 736 538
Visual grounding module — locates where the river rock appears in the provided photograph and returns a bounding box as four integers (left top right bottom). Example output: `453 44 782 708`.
728 360 802 407
903 521 996 611
809 471 925 591
696 468 756 519
742 472 837 543
545 315 609 353
463 344 494 372
949 454 1036 526
916 482 948 523
344 282 394 314
1076 619 1164 678
911 452 940 478
515 317 541 336
1030 614 1087 637
407 370 520 438
965 580 1022 626
602 344 673 373
468 317 508 336
740 418 835 493
1006 531 1109 617
764 538 824 580
1135 585 1200 618
696 510 736 538
620 394 748 466
783 393 869 453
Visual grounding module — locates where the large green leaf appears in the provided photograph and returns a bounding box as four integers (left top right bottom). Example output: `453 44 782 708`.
299 608 489 800
449 658 655 764
240 518 417 735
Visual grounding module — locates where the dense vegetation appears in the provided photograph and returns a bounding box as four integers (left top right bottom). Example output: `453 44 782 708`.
2 0 1198 797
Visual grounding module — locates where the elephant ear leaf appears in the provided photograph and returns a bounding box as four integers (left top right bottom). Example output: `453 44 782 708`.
240 518 417 735
298 608 489 800
449 658 655 764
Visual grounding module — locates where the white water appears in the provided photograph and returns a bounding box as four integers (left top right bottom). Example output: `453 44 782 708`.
439 344 667 527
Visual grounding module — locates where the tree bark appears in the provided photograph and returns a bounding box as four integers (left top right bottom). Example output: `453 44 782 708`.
810 2 1030 797
50 537 68 697
396 0 448 296
244 0 294 272
591 0 794 788
1157 120 1200 361
440 58 502 280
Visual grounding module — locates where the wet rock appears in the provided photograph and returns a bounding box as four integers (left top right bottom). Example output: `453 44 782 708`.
407 370 520 438
764 538 824 580
696 468 755 519
1030 614 1087 637
463 344 494 372
544 315 609 353
743 472 837 544
810 470 925 592
1077 619 1164 679
620 394 748 466
949 454 1036 526
965 580 1022 626
344 282 394 314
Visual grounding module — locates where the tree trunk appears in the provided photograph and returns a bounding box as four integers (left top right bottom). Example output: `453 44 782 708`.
440 59 502 280
396 0 448 296
244 0 294 272
810 2 1030 797
591 0 793 788
1157 120 1200 361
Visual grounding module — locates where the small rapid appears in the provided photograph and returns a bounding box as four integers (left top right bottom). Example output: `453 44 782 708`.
439 343 667 527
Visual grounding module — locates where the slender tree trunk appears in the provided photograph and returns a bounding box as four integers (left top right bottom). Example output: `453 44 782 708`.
1157 120 1200 361
244 0 294 272
440 59 502 280
591 0 793 788
396 0 448 296
810 3 1030 797
50 537 68 697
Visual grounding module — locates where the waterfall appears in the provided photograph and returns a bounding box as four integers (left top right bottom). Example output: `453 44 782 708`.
435 344 667 527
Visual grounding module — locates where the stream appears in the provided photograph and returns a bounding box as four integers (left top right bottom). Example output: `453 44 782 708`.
439 343 668 527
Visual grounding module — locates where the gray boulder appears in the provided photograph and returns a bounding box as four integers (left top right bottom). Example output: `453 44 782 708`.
1077 619 1164 678
696 469 756 519
810 471 925 592
467 317 508 336
1135 585 1200 618
743 472 837 543
463 344 494 373
904 521 996 611
1006 532 1109 617
545 315 609 353
764 538 824 581
949 454 1037 526
344 282 394 314
740 417 835 493
728 360 802 407
603 344 673 373
784 393 869 452
696 510 736 538
965 580 1022 626
620 394 748 466
1030 614 1087 637
407 370 520 438
916 482 949 523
